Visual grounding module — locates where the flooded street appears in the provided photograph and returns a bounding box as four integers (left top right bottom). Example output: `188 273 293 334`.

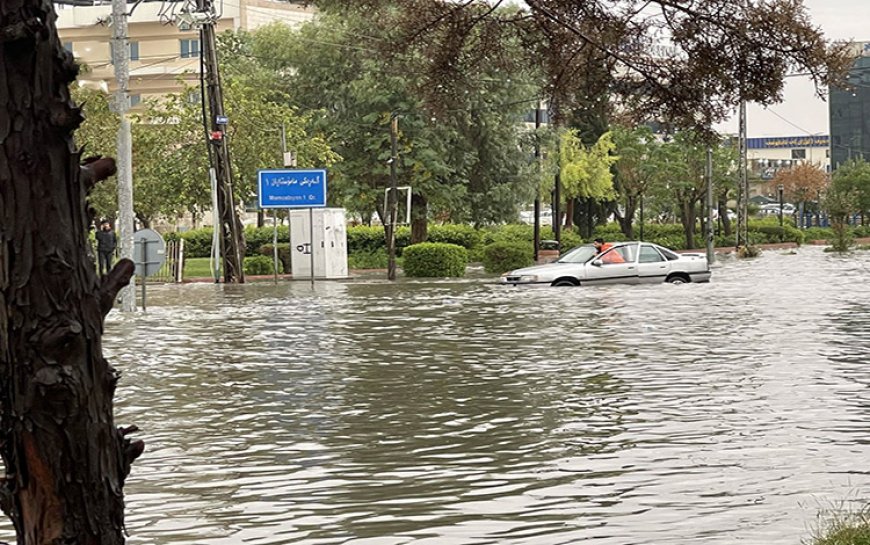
9 246 870 544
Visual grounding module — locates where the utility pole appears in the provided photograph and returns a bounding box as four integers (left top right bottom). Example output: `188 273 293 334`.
533 102 542 262
196 0 245 283
111 0 135 312
737 100 749 249
387 114 399 281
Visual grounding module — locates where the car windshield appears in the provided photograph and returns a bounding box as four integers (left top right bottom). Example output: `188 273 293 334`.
557 245 598 263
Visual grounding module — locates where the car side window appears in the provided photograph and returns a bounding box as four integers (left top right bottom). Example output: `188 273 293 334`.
600 244 636 264
659 247 680 261
639 245 665 263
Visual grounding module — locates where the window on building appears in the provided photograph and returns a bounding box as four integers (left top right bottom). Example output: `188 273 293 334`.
791 149 806 160
180 39 200 59
130 94 141 107
110 41 139 62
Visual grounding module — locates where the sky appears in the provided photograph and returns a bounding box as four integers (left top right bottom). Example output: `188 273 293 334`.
713 0 870 137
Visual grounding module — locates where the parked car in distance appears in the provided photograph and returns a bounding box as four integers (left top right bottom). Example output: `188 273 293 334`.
518 209 553 225
758 203 795 216
500 242 711 287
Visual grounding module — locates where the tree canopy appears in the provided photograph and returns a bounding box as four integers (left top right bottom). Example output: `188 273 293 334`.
312 0 853 131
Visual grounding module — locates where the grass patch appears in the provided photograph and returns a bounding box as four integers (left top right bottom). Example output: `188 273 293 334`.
806 507 870 545
184 257 216 279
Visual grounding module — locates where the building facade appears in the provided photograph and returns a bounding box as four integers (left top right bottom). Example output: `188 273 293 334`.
830 41 870 170
746 135 831 197
55 0 314 106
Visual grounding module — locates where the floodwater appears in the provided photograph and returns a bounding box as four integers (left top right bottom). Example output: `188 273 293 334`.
6 246 870 544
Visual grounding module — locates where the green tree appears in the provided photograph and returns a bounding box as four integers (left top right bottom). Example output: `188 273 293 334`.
316 1 852 133
239 16 537 237
831 157 870 225
823 184 859 252
611 125 658 238
558 130 617 229
71 86 121 221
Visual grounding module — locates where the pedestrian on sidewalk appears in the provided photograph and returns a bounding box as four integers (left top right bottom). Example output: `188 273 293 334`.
96 220 117 276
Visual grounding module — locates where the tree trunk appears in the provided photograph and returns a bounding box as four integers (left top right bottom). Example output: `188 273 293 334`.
410 193 427 243
680 198 697 249
718 197 732 237
564 198 574 229
614 195 636 239
0 5 142 543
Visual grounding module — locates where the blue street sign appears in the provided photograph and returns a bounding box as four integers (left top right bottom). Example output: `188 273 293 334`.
258 169 327 209
216 115 228 125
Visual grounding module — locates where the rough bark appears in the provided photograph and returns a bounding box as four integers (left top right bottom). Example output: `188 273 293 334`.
563 198 574 229
614 194 637 239
0 3 142 543
410 193 427 244
680 199 697 249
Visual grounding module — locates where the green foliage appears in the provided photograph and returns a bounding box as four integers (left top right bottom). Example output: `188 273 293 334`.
72 86 121 220
348 249 389 270
241 16 535 226
824 180 861 253
559 130 617 202
481 225 583 251
347 225 387 253
170 226 291 258
245 226 290 257
402 243 468 277
258 243 292 272
482 242 534 274
427 224 481 250
804 227 834 242
173 228 215 258
244 255 278 276
807 507 870 545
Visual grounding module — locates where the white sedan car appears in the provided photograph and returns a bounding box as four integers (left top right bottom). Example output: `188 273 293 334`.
500 242 712 287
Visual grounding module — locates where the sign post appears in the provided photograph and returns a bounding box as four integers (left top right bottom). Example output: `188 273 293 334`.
258 169 327 286
132 228 166 312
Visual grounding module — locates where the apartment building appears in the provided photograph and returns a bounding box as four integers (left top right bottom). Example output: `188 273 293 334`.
55 0 315 106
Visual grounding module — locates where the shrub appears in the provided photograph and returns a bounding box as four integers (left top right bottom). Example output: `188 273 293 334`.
853 224 870 238
480 225 583 251
482 242 534 274
347 225 386 254
804 227 834 242
258 244 292 273
402 243 467 277
806 507 870 545
244 225 289 257
244 255 278 276
427 224 480 250
176 227 215 258
348 249 389 270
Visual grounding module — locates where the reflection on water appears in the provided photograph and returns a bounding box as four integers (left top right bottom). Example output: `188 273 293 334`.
4 246 870 544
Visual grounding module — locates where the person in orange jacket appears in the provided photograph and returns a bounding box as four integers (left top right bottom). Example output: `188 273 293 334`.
593 238 625 263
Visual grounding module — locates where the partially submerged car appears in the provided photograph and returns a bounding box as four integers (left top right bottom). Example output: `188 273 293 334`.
500 242 711 287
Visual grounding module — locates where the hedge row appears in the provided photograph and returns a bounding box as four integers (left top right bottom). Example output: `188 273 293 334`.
403 243 468 277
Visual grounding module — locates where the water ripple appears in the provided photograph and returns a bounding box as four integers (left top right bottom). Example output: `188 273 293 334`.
2 246 868 544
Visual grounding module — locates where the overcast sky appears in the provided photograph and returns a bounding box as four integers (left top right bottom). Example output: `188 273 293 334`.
713 0 870 137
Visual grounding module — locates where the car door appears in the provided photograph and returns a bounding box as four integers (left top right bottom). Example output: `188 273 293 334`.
636 243 671 283
584 243 639 285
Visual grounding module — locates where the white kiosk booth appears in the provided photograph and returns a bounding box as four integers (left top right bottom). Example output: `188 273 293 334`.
289 208 348 279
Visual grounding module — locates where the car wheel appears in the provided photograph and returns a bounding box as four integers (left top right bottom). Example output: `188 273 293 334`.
551 278 579 287
666 274 689 284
